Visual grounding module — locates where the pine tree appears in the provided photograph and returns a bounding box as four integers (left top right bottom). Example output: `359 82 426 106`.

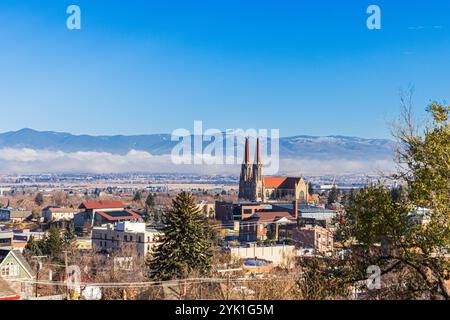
133 191 142 203
145 193 156 222
148 192 212 280
308 182 314 196
327 186 339 206
64 221 76 244
43 225 64 259
25 236 43 257
34 192 44 207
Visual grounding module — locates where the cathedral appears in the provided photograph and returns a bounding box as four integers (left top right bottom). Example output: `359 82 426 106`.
238 137 309 202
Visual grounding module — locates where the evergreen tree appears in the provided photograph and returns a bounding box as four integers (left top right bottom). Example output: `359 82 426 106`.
144 193 156 222
133 191 142 202
64 221 76 244
25 236 43 257
34 192 44 207
327 186 339 206
148 192 213 280
308 182 314 196
43 225 64 259
145 193 155 208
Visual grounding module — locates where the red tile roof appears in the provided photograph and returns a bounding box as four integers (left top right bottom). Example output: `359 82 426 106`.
96 210 141 221
79 200 125 210
263 177 302 189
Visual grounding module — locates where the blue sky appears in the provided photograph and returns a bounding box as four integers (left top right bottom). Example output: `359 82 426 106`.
0 0 449 138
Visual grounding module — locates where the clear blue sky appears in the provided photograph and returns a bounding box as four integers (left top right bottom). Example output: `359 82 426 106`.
0 0 449 138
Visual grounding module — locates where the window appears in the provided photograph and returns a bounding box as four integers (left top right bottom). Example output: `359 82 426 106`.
130 236 133 242
1 262 19 277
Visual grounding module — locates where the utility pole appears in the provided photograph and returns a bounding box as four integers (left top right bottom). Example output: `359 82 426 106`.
64 250 68 298
35 262 40 298
226 273 230 300
32 256 47 298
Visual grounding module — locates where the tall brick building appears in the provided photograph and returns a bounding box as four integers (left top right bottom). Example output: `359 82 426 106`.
238 137 309 202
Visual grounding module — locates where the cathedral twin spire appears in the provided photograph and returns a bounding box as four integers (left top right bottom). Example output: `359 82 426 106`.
239 137 263 201
244 137 261 165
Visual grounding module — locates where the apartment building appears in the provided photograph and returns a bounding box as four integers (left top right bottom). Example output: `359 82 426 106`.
292 225 334 253
92 222 162 257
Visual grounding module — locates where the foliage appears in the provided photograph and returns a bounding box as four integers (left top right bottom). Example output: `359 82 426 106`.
34 192 44 207
337 102 450 299
133 191 142 203
327 186 339 206
25 236 43 257
144 193 156 222
148 192 213 281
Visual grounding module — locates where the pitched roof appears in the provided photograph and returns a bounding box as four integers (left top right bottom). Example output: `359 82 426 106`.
44 207 78 213
263 177 303 189
96 210 141 221
0 249 35 278
9 211 32 219
244 211 296 223
0 277 20 300
79 200 125 210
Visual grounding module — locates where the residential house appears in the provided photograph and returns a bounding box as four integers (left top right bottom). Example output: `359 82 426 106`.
43 206 78 222
0 208 32 223
0 249 35 299
74 200 142 233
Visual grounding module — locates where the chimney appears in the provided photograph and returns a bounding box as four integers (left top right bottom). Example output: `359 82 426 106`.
256 137 261 164
293 199 298 220
245 137 250 164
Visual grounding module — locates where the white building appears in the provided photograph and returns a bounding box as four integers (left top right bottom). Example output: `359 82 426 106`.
92 222 162 257
43 206 78 222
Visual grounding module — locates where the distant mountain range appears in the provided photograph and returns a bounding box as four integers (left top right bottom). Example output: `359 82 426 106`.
0 128 395 161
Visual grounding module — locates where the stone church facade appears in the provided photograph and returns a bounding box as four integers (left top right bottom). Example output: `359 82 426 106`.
238 137 309 203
